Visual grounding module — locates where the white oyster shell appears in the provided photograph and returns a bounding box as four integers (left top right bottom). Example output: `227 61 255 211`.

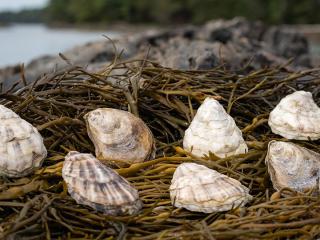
268 91 320 140
62 151 143 215
84 108 154 165
265 141 320 193
0 105 47 177
183 97 248 158
169 163 252 213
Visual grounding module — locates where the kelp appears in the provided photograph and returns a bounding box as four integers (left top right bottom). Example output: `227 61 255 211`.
0 56 320 240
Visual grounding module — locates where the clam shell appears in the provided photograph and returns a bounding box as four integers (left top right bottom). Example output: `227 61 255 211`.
265 141 320 193
62 151 143 215
84 108 154 165
268 91 320 140
183 97 248 158
169 163 252 213
0 105 47 177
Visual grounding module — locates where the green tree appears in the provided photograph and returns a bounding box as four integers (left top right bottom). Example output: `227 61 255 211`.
45 0 75 22
44 0 320 25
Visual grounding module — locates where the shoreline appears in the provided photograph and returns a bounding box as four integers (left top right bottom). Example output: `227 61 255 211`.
2 21 320 41
47 21 164 32
0 21 165 34
0 22 9 27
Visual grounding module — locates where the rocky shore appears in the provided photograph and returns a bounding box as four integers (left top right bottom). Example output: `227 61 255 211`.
0 18 315 91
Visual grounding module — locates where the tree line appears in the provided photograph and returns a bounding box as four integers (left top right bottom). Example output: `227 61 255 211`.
44 0 320 24
0 9 44 24
1 0 320 25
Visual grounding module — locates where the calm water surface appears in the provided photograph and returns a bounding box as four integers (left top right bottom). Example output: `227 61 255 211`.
0 24 120 67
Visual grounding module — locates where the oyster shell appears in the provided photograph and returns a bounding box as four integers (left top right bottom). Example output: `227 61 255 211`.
0 105 47 177
84 108 154 165
268 91 320 140
169 163 252 213
265 141 320 193
183 97 248 158
62 151 143 215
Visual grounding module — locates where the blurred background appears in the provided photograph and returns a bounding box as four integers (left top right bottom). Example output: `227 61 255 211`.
2 0 320 25
0 0 320 68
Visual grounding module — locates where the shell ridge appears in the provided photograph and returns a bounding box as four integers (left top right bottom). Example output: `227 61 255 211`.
0 105 47 177
170 163 252 213
62 151 143 215
268 91 320 140
85 108 154 164
183 97 247 158
266 141 320 193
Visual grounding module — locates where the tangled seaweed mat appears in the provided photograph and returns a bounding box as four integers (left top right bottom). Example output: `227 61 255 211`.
0 57 320 239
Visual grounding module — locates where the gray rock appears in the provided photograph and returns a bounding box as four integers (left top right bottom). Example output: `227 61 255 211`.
198 17 311 68
262 26 311 66
198 17 266 43
0 37 138 91
0 18 313 92
148 37 241 70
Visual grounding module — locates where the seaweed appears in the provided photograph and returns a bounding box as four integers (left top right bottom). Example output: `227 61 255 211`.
0 56 320 239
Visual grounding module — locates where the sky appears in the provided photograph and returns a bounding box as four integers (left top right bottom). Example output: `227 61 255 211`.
0 0 48 12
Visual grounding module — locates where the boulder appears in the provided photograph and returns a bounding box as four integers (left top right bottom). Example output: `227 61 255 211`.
147 37 241 70
0 18 313 91
262 26 311 67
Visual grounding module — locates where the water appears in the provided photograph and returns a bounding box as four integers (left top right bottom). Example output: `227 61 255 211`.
0 24 121 67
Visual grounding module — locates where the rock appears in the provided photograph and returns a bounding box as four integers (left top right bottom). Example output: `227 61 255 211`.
0 37 138 91
162 37 252 70
0 18 313 92
143 17 311 71
135 26 197 48
25 38 136 76
149 38 220 70
262 26 311 67
199 17 266 43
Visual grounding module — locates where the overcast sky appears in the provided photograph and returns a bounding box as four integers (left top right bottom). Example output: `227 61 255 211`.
0 0 48 12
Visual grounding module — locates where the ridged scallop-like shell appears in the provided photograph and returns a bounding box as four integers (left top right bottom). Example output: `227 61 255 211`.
268 91 320 140
0 105 47 177
265 141 320 193
84 108 154 165
62 151 143 215
169 163 252 213
183 97 248 158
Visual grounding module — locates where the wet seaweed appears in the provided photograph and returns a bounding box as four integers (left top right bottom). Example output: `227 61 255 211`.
0 56 320 239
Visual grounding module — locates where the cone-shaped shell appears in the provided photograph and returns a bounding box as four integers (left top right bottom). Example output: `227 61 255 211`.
265 141 320 193
268 91 320 140
62 151 143 215
169 163 252 213
84 108 154 165
183 97 248 158
0 105 47 177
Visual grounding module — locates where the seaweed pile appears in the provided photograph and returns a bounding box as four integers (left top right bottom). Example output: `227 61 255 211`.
0 55 320 239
